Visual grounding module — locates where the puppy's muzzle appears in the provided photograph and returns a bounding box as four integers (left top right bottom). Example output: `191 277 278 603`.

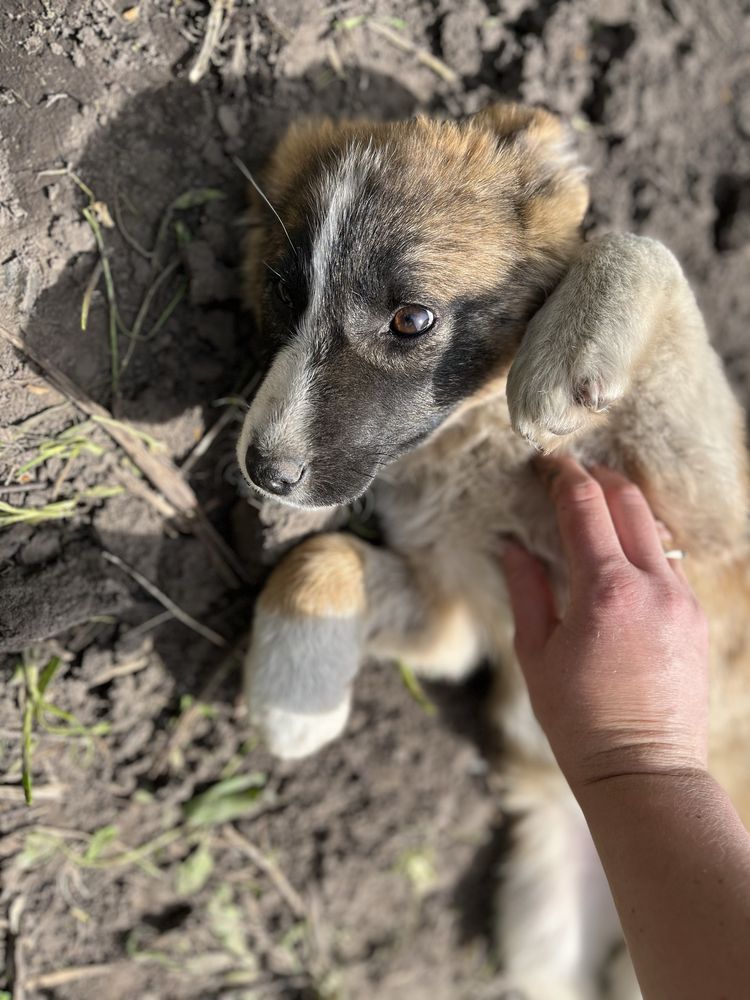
244 443 306 497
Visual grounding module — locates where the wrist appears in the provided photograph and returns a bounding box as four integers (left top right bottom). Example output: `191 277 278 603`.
570 764 715 812
557 730 708 795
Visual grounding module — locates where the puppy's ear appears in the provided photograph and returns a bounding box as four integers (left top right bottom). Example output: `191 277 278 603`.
261 119 342 206
471 103 589 256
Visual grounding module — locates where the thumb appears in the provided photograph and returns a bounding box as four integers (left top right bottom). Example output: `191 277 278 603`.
501 541 557 665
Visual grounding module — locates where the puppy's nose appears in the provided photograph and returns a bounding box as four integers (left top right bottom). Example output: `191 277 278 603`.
245 444 306 496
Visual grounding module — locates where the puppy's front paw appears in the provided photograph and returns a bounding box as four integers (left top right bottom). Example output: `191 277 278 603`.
244 605 362 760
506 316 625 453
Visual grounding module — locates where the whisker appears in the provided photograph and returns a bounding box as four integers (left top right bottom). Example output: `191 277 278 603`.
263 260 283 280
233 155 297 258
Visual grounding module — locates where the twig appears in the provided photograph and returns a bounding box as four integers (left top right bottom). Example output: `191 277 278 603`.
0 320 247 586
102 551 228 647
188 0 234 84
0 483 48 495
223 825 307 921
24 964 120 991
367 21 458 83
121 609 174 641
87 655 150 688
112 464 179 521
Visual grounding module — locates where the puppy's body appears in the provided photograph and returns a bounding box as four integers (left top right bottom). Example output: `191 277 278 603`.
237 104 750 998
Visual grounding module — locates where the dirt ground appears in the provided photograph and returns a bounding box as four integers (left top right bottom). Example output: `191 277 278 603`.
1 1 749 998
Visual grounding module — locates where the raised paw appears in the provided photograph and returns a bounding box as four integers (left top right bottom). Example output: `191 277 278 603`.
507 346 623 454
245 533 366 759
504 235 663 452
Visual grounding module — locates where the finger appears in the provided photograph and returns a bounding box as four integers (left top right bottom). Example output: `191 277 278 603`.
589 465 669 574
536 455 626 591
501 540 558 662
665 551 690 584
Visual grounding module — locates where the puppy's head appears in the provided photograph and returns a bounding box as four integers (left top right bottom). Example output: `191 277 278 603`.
237 103 588 508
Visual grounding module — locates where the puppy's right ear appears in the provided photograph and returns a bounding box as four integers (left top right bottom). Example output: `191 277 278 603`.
470 103 589 257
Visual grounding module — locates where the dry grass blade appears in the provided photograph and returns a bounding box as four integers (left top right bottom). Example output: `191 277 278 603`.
0 785 65 803
23 964 120 991
188 0 235 84
367 21 458 83
102 550 228 648
82 205 120 396
223 825 306 921
80 259 103 331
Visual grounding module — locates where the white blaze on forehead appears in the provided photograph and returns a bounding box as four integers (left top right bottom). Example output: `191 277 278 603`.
306 143 384 324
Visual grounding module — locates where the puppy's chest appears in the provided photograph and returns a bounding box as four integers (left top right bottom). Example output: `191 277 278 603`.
373 401 563 566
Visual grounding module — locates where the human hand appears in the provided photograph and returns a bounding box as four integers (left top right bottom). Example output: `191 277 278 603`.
502 456 710 792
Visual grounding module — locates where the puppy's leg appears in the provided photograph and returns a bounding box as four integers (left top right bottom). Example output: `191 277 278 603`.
497 765 625 1000
507 234 748 550
246 533 482 758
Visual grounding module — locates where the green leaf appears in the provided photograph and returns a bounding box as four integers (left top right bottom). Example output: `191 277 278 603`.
184 773 267 827
397 661 437 716
37 656 61 696
84 825 119 862
170 188 225 211
175 842 214 895
335 14 366 30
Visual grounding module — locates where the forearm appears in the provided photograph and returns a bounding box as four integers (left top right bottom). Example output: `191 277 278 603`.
575 771 750 1000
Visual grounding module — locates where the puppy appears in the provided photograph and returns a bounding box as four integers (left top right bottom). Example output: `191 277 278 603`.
236 103 750 999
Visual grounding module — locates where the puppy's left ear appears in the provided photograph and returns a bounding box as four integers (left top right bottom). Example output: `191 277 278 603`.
471 103 589 256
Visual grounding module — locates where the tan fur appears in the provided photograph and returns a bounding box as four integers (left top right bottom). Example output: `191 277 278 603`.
258 533 366 618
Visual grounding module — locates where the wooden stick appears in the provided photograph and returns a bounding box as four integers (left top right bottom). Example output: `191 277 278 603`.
102 551 228 648
223 825 306 920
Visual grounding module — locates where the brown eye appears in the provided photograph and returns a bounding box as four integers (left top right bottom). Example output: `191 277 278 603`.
390 305 435 337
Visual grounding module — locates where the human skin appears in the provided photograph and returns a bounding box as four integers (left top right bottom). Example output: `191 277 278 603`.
502 455 750 1000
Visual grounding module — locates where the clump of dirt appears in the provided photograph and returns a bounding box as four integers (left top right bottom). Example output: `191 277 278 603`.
1 1 749 998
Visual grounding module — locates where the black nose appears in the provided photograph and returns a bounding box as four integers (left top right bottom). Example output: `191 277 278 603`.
244 444 306 496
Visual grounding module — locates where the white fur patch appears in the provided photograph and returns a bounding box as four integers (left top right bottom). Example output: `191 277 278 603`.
253 698 352 760
236 340 314 486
